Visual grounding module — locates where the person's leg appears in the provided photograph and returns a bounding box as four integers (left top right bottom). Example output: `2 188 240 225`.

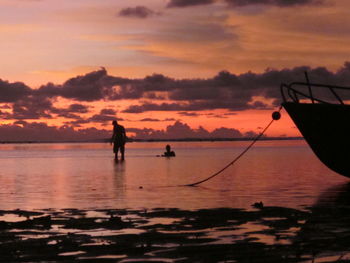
113 143 119 159
120 144 125 160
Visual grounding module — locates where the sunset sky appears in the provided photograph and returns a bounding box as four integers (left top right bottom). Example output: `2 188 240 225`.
1 0 350 141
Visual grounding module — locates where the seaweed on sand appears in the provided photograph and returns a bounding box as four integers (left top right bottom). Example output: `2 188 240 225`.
0 203 349 262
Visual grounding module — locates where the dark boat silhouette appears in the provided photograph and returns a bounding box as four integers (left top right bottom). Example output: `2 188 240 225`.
281 73 350 178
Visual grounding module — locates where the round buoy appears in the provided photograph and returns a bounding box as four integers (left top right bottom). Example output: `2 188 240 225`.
272 111 281 120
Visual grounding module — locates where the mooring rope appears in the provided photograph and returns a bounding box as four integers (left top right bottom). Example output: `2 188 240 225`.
183 106 282 187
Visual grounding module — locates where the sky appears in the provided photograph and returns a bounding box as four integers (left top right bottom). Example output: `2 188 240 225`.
0 0 350 141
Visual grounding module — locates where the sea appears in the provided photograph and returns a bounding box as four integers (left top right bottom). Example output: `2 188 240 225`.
0 140 348 211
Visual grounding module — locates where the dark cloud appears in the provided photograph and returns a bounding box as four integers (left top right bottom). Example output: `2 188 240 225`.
68 104 89 113
82 108 119 124
118 6 160 18
165 121 202 138
6 96 53 120
178 111 229 118
2 63 350 118
122 100 253 113
144 92 166 100
178 112 201 117
0 120 260 142
139 118 161 122
49 103 89 119
123 102 187 113
100 108 117 115
63 119 90 128
167 0 215 8
0 122 110 142
36 68 131 102
224 0 323 7
139 117 176 122
211 127 242 137
56 68 110 101
60 113 83 119
88 114 117 123
61 111 118 127
117 63 350 113
206 113 229 118
129 121 257 140
0 79 32 103
55 107 119 127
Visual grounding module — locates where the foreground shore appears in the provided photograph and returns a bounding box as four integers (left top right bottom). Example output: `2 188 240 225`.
0 205 349 262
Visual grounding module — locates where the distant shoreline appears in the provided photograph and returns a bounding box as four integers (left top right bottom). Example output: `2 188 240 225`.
0 137 304 144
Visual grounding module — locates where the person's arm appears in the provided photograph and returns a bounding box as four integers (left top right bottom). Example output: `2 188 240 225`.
110 129 115 145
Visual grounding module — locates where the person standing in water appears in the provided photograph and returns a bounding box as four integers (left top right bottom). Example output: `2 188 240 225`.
111 120 126 160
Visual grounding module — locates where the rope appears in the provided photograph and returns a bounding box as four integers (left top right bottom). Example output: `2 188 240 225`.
183 107 282 187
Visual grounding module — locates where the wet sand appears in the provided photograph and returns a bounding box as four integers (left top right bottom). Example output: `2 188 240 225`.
0 204 349 262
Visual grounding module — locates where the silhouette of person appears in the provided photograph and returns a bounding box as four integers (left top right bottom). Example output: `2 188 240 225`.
111 120 126 160
162 144 175 157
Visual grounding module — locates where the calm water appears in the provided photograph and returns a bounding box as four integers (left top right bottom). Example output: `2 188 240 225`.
0 140 348 210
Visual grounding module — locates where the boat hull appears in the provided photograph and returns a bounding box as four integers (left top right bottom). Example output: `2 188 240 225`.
283 102 350 178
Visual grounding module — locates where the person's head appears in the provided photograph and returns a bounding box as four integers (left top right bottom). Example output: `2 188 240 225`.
112 120 118 126
166 145 171 152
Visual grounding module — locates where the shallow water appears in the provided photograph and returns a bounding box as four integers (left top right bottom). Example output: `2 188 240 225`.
0 140 348 210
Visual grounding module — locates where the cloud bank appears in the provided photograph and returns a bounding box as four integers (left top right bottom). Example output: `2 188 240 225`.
0 120 257 142
128 121 257 140
0 122 110 142
0 62 350 141
1 63 350 119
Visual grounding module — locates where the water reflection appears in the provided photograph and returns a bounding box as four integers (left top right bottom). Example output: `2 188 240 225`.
0 141 348 210
113 159 126 176
314 182 350 207
290 183 350 261
112 159 126 204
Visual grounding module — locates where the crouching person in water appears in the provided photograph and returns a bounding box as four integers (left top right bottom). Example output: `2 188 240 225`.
162 144 176 157
111 120 126 160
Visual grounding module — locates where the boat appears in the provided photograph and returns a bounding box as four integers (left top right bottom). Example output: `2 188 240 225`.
281 73 350 178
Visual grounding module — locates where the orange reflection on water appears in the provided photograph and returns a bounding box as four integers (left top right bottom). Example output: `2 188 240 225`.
0 140 347 210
